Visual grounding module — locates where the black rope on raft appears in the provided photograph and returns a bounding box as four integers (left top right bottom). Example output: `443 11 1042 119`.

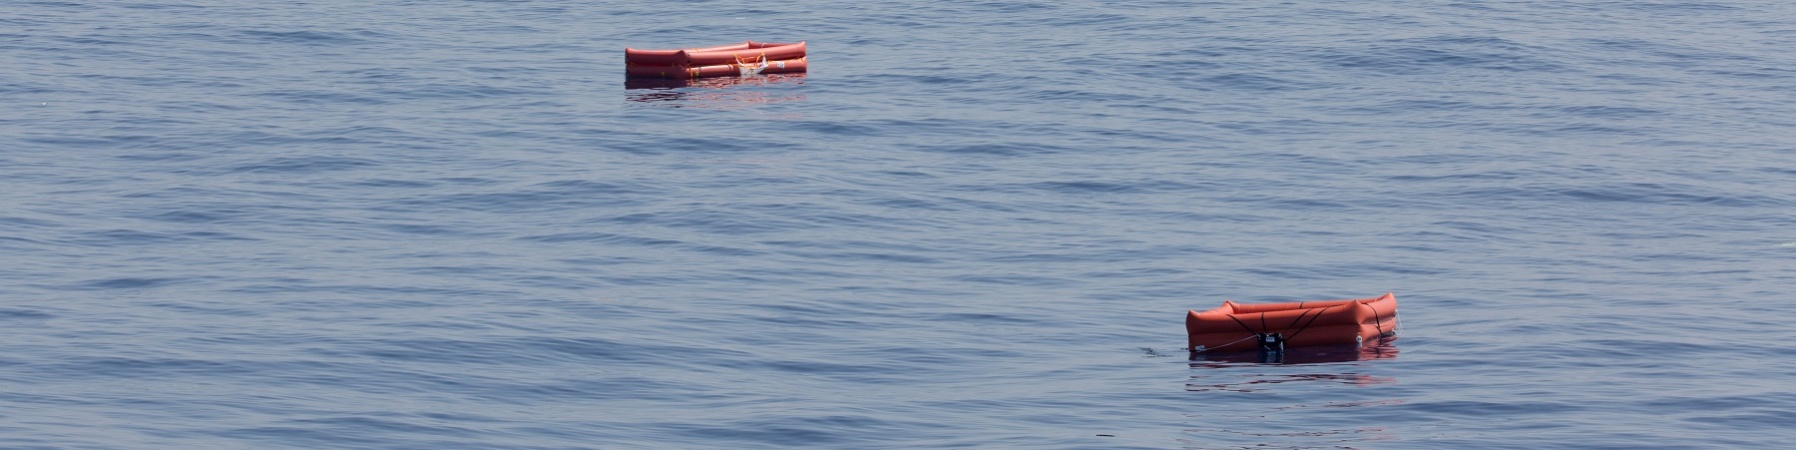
1191 313 1269 354
1195 302 1373 355
1284 308 1317 334
1285 305 1339 343
1216 312 1291 353
1367 301 1392 337
1246 313 1286 353
1225 313 1259 336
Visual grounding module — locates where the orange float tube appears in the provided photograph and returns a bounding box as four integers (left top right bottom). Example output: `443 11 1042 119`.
1186 293 1398 353
625 41 807 79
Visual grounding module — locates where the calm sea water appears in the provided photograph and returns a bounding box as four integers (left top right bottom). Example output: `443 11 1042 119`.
5 1 1796 448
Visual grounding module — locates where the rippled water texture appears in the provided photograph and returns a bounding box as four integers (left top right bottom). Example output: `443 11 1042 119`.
5 1 1796 448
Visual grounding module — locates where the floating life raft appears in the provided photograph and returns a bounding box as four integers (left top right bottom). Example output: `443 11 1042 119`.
1186 293 1398 353
625 41 807 79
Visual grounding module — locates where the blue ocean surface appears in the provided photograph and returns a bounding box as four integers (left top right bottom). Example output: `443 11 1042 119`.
4 1 1796 448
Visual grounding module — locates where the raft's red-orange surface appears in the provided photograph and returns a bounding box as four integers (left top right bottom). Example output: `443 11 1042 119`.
1186 293 1398 352
625 41 807 79
625 58 807 79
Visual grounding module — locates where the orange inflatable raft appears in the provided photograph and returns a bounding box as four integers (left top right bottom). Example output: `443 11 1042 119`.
626 41 808 79
1186 293 1398 353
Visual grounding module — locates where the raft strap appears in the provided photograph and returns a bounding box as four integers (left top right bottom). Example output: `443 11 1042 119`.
1281 304 1338 343
1207 305 1340 353
1367 301 1393 338
1218 312 1292 353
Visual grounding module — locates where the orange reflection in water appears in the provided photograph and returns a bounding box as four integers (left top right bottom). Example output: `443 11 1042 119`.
1189 340 1399 366
624 73 807 108
1180 341 1403 449
1184 371 1398 393
1184 340 1399 392
1176 425 1400 450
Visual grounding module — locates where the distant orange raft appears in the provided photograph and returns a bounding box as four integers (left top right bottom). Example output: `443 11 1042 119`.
626 41 807 79
1186 293 1398 353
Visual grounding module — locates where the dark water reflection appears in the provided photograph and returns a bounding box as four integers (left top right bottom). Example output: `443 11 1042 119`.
1177 425 1402 450
1184 370 1398 393
1181 342 1403 449
624 73 807 107
1190 341 1399 365
12 0 1796 447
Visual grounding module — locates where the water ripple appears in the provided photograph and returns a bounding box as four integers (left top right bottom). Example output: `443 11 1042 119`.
4 0 1796 448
